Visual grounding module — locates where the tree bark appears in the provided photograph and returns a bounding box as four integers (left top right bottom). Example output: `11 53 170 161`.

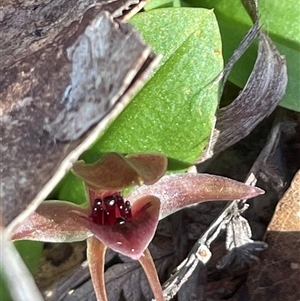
0 0 157 230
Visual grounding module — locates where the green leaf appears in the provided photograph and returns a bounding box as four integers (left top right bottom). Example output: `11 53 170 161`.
56 8 222 203
14 241 44 273
56 172 87 204
82 8 223 168
184 0 300 112
0 274 11 301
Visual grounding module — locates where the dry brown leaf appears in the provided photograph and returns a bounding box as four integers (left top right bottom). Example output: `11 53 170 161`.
234 170 300 301
197 0 287 163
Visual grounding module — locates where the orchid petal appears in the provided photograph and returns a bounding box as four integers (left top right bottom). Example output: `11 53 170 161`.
128 173 264 219
72 196 160 260
125 153 168 185
87 237 108 301
11 201 92 242
72 153 167 191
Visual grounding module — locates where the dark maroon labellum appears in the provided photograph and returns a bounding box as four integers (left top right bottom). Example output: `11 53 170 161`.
91 194 133 225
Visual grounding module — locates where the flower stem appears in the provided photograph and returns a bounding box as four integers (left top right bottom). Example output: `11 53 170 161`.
139 248 165 301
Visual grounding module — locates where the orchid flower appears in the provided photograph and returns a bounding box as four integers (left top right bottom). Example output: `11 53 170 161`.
11 153 264 301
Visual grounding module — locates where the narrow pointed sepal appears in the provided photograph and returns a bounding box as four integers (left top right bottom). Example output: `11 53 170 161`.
87 237 108 301
128 173 264 219
72 153 167 191
11 201 91 242
139 249 165 301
